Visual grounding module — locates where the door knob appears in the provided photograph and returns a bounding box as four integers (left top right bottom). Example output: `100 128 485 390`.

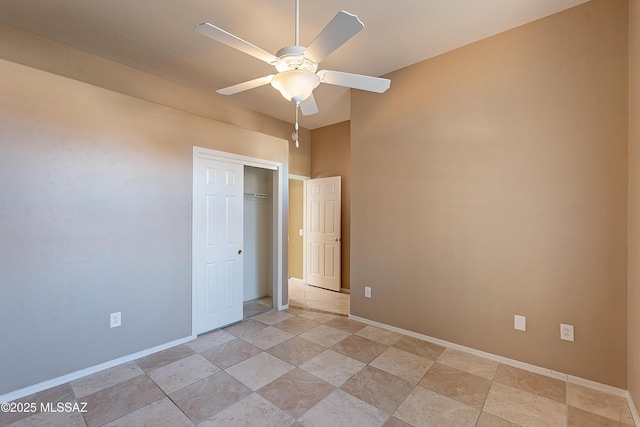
238 249 243 255
333 238 341 242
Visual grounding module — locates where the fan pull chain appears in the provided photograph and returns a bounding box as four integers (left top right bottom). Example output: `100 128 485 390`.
292 103 300 148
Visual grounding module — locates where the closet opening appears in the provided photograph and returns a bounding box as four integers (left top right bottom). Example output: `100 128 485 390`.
243 166 274 318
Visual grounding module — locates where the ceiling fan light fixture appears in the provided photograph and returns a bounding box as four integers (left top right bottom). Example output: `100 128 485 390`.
271 69 320 104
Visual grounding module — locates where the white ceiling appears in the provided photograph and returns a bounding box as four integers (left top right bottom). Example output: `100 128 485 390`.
0 0 589 129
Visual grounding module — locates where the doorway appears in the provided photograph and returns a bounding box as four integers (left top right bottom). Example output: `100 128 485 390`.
287 175 350 315
288 178 305 280
192 147 285 336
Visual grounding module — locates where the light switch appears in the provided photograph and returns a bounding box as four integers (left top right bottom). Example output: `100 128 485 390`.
514 315 526 331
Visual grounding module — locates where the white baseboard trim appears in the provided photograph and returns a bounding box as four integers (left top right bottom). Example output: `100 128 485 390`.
279 303 289 310
566 374 627 398
0 335 194 404
628 392 640 426
349 314 630 399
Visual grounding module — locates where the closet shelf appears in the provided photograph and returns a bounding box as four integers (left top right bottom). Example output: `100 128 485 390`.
244 192 271 199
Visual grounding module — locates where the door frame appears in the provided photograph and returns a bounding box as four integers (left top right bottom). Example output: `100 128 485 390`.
192 147 286 337
289 174 309 283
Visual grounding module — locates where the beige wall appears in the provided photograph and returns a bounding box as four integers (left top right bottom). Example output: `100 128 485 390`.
351 0 628 388
289 139 312 177
630 0 640 405
0 22 311 177
0 57 289 395
288 179 304 279
0 20 301 396
311 121 351 290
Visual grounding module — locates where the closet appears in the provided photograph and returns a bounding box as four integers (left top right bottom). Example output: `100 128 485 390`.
243 166 273 312
193 147 285 334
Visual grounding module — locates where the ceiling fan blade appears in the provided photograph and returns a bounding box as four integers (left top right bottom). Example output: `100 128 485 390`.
300 94 319 116
317 70 390 93
303 11 364 64
195 23 280 65
217 75 275 95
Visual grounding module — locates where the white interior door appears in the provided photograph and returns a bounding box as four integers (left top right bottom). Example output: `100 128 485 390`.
305 176 341 291
194 158 244 334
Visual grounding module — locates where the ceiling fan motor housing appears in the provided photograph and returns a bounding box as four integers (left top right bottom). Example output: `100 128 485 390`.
270 46 320 103
275 46 318 72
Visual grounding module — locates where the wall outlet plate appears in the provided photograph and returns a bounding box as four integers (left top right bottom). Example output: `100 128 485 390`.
110 312 121 328
514 315 526 331
560 324 574 341
364 286 371 298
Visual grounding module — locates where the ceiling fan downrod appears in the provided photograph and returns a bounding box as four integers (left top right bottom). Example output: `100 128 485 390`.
295 0 300 47
292 0 300 148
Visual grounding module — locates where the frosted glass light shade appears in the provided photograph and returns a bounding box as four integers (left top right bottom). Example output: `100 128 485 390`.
271 70 320 104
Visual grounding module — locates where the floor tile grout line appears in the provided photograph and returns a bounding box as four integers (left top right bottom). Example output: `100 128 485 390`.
219 314 622 427
6 309 635 427
149 314 621 427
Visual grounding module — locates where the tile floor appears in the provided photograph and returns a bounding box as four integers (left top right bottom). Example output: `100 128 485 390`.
1 307 635 427
288 278 350 315
244 278 350 320
243 295 273 319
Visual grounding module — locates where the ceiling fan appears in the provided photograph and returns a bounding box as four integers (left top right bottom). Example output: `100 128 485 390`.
195 0 391 145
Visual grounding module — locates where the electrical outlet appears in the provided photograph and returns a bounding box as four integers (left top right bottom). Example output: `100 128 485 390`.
110 312 121 328
560 324 574 341
364 286 371 298
514 315 526 331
